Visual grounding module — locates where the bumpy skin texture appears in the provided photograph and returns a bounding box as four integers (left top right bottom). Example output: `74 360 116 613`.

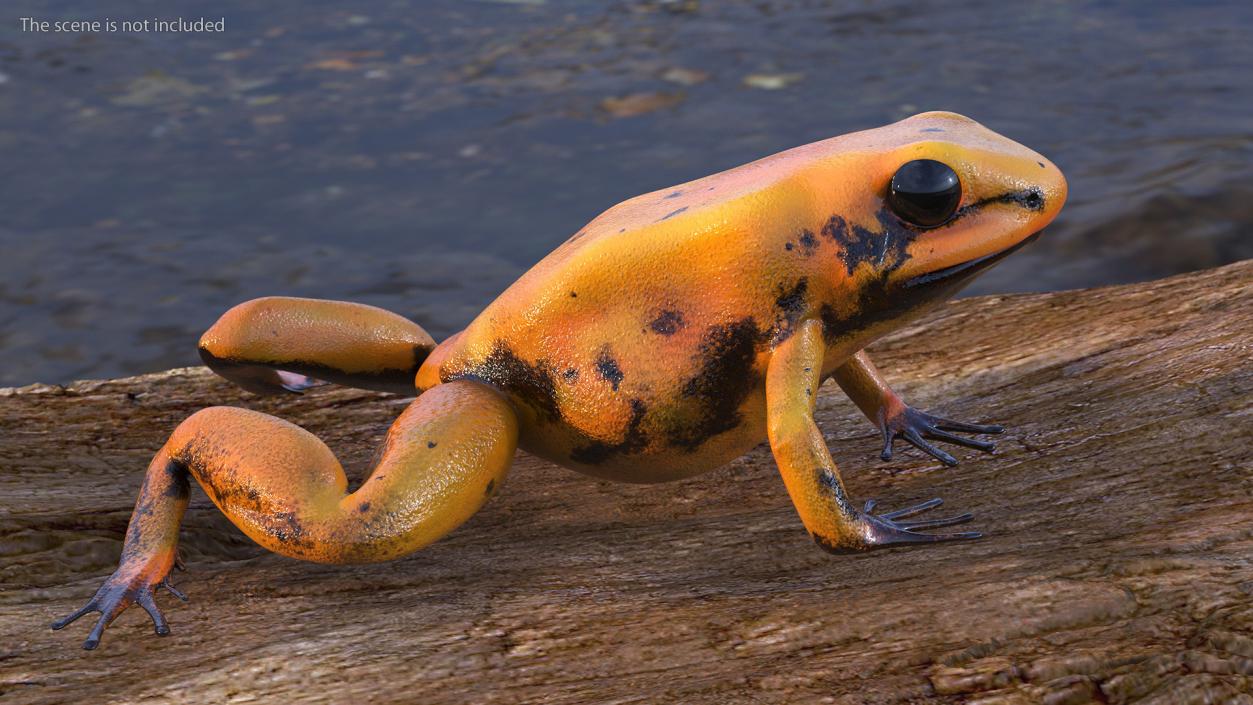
54 111 1066 649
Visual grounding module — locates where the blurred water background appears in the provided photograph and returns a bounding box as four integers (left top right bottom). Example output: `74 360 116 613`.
1 0 1249 387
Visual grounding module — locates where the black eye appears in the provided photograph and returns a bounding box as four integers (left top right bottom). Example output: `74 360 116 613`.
887 159 962 227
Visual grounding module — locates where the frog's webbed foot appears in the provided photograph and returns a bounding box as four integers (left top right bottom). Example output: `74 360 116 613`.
51 566 189 650
818 498 982 553
879 406 1003 466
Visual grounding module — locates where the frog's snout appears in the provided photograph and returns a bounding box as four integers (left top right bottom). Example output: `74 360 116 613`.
1031 157 1068 230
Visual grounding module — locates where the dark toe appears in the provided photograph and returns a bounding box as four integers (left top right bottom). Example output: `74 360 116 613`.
880 497 943 520
925 428 997 452
902 429 958 466
928 415 1004 435
900 512 974 530
51 604 95 631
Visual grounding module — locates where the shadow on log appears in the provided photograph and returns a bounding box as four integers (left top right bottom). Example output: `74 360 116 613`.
1 261 1250 704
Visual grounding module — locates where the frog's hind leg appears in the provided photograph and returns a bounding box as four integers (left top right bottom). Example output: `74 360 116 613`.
51 379 517 649
198 296 435 395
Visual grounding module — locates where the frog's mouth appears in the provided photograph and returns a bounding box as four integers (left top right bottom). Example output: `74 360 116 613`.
901 232 1040 293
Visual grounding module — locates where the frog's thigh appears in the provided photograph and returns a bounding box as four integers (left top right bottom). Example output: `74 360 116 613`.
199 296 435 394
169 380 517 563
765 319 861 546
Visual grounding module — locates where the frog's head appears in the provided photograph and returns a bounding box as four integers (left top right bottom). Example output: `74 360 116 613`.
821 111 1066 328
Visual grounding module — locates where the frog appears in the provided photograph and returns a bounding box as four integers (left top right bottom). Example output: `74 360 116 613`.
52 111 1066 650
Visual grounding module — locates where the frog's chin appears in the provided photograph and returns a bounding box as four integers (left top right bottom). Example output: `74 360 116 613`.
901 232 1040 294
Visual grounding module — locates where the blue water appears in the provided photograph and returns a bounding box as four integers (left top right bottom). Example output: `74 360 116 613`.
1 0 1250 385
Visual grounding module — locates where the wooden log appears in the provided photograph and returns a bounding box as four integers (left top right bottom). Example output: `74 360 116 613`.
1 261 1250 704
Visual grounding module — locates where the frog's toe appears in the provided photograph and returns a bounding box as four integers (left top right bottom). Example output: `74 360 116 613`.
50 602 97 633
929 416 1004 435
857 498 982 550
161 576 189 602
50 597 124 650
134 591 171 636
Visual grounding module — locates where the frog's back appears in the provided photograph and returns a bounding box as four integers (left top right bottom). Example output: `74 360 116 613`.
421 142 846 481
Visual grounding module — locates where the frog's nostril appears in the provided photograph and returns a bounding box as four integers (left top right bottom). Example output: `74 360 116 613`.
1022 189 1045 211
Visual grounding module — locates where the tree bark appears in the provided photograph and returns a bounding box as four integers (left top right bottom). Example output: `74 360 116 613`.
1 261 1250 705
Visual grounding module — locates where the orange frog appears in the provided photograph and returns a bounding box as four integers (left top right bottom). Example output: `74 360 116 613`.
53 111 1066 649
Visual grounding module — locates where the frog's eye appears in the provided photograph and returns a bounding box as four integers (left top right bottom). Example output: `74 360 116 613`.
887 159 962 228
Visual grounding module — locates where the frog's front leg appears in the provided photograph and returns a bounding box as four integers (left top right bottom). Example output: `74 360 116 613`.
766 320 981 552
832 350 1003 467
51 379 517 650
198 297 435 395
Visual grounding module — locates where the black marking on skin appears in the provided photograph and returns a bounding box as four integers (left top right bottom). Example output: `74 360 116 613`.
1037 161 1046 169
175 444 269 518
571 398 649 464
427 441 437 449
198 347 422 395
161 459 190 500
619 228 626 233
664 190 683 199
967 188 1045 213
771 278 808 345
270 511 306 545
667 318 763 451
443 342 562 423
812 532 847 554
797 229 818 255
563 368 579 382
181 440 318 549
815 467 856 515
413 344 431 372
570 291 578 298
819 284 895 346
819 186 1045 336
123 524 144 553
785 242 794 251
649 309 685 336
944 188 1047 227
821 212 913 277
359 502 371 513
818 230 1040 345
595 347 624 391
486 478 495 495
659 206 688 221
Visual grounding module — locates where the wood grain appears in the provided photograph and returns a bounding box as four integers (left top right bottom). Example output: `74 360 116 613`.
1 261 1250 704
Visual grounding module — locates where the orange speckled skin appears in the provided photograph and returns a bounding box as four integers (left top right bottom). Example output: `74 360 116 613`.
419 111 1065 482
166 384 516 564
54 112 1066 649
